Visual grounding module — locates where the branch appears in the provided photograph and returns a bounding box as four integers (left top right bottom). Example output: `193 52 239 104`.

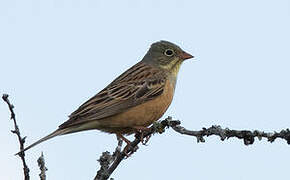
95 116 290 179
164 116 290 145
37 152 48 180
2 94 30 180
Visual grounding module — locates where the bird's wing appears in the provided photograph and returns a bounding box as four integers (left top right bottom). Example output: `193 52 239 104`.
59 62 167 129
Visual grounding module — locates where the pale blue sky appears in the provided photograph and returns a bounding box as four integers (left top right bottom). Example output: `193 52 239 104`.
1 0 290 179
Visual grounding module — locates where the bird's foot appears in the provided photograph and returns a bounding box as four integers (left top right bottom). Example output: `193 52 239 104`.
116 133 138 157
123 144 139 158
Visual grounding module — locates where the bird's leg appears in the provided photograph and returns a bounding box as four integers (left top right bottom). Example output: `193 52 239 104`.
116 133 131 145
133 126 152 145
116 133 136 157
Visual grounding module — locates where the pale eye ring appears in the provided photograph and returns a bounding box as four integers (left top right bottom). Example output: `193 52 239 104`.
164 49 174 57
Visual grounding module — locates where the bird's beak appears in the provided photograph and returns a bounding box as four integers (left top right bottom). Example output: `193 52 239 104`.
180 51 194 60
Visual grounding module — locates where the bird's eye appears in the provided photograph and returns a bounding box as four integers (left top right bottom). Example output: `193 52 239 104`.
164 49 174 57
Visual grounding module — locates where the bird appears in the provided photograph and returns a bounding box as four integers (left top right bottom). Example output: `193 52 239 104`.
18 40 193 154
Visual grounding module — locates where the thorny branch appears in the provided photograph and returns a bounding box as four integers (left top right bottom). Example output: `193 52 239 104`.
95 116 290 180
2 94 30 180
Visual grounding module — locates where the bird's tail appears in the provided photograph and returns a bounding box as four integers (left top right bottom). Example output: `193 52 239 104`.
15 128 70 155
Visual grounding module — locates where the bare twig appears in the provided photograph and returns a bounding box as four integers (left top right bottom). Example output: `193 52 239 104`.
95 116 290 180
37 152 47 180
163 116 290 145
2 94 30 180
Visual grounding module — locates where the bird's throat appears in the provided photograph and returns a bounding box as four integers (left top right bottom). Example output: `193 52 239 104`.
169 60 183 77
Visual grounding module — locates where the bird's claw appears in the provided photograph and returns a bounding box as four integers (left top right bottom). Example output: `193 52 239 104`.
123 144 139 158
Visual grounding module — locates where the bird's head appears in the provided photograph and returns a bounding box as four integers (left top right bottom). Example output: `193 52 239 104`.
142 40 193 76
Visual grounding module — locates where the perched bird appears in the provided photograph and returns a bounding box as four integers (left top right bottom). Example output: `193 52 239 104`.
19 40 193 153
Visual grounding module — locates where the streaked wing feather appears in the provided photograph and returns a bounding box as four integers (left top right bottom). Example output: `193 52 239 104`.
59 62 167 129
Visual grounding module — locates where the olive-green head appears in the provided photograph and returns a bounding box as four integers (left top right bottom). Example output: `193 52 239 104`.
142 40 193 75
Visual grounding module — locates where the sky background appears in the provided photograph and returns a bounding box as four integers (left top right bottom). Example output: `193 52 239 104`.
1 0 290 179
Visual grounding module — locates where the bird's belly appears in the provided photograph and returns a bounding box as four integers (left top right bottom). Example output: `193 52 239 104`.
97 80 174 133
